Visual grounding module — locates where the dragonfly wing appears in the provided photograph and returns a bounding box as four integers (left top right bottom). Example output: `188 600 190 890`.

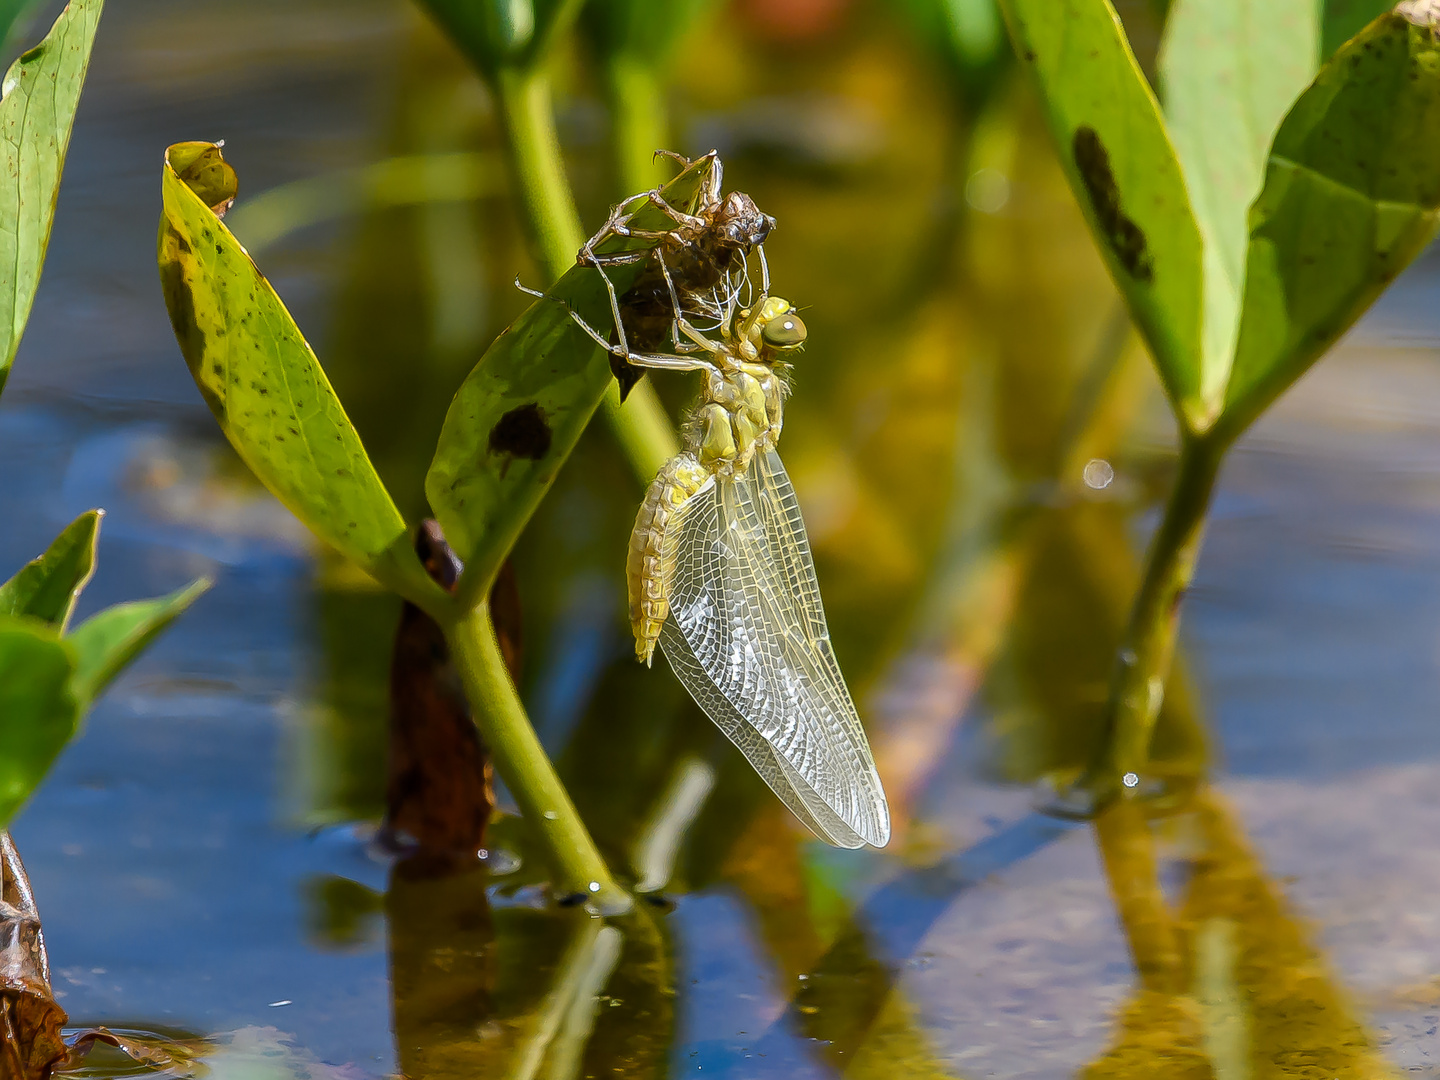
658 452 890 848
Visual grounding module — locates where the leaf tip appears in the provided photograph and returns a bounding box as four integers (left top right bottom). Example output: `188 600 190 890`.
164 141 238 218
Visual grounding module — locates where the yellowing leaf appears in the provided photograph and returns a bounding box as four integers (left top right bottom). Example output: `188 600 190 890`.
158 142 446 613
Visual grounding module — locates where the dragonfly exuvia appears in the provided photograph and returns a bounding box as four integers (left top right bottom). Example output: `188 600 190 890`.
553 156 891 849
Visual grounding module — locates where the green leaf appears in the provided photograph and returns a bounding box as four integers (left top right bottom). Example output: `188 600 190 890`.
417 0 585 74
1322 0 1391 58
0 510 101 629
896 0 1007 84
158 142 445 614
0 618 78 828
426 153 716 606
1218 14 1440 440
0 0 45 49
0 0 103 397
1158 0 1320 426
579 0 714 62
66 579 210 704
998 0 1208 429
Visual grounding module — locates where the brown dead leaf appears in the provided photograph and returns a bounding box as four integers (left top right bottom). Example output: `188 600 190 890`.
385 521 519 858
59 1028 208 1078
1 832 67 1080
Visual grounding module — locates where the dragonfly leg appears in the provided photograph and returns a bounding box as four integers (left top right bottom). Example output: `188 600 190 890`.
521 286 720 376
577 191 653 261
628 453 710 666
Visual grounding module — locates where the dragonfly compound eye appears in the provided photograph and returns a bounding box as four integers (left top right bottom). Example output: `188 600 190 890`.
761 311 807 350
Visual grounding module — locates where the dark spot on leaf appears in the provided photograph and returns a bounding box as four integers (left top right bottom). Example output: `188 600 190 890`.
488 403 552 461
1024 49 1036 61
1072 126 1154 282
158 255 223 417
556 892 588 908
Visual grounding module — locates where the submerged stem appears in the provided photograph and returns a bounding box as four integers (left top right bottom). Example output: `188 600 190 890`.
446 605 630 914
1073 435 1222 809
492 64 677 484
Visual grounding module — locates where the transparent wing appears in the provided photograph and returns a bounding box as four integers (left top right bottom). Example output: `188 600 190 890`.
658 448 891 848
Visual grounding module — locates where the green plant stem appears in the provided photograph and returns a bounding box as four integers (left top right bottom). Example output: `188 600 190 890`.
495 66 585 286
1081 434 1222 802
492 64 678 484
605 54 667 197
447 604 630 914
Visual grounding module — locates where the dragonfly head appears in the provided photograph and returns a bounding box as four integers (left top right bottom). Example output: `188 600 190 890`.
713 191 775 250
733 296 807 360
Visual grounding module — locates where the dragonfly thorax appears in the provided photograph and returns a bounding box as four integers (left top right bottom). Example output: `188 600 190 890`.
695 364 784 473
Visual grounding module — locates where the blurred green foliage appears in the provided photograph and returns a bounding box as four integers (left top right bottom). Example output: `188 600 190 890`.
0 0 206 832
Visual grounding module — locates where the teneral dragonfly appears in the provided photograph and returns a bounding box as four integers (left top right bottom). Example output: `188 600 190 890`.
557 244 891 847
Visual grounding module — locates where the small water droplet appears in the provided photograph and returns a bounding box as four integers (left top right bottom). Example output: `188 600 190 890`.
1122 772 1140 789
588 881 601 892
965 168 1010 213
1083 458 1114 489
543 810 558 820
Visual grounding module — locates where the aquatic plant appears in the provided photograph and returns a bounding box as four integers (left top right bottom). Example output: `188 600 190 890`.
158 139 722 914
156 0 734 914
999 0 1440 810
0 0 207 836
0 5 207 1076
417 0 687 482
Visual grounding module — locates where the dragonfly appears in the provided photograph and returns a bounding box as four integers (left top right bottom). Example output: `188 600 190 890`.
573 150 775 400
550 178 891 849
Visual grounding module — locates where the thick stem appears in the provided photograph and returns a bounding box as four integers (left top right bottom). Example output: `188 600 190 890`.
492 64 677 485
494 66 585 286
605 54 667 198
446 605 630 914
1082 435 1222 802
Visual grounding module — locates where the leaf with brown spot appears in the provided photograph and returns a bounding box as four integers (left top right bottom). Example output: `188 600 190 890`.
997 0 1209 429
425 153 718 607
1217 14 1440 438
158 142 447 615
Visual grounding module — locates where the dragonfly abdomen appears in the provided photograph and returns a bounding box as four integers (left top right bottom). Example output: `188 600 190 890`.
628 453 710 666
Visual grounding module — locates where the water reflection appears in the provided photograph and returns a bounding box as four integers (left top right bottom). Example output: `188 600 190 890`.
6 0 1439 1076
